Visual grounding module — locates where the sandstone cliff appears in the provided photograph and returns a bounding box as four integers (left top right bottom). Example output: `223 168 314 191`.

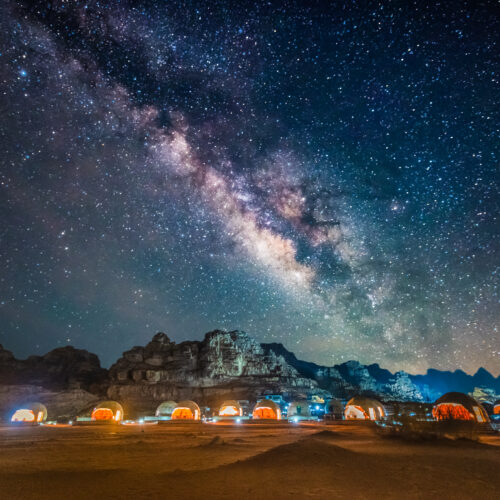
0 344 107 421
0 344 108 391
107 330 320 415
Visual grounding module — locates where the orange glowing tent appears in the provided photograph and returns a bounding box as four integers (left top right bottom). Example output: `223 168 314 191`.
344 396 385 421
11 403 47 424
91 401 124 422
432 392 490 423
171 400 201 420
252 399 281 420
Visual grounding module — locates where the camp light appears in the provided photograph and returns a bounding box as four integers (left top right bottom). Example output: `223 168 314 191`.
218 401 243 418
11 403 47 424
11 409 35 422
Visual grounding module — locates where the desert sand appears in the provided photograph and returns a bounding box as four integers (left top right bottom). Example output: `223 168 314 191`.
0 421 498 499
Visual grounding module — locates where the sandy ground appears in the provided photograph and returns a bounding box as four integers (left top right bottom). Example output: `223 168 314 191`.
0 421 498 499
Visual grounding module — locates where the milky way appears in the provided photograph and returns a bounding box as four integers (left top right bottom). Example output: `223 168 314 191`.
0 0 498 374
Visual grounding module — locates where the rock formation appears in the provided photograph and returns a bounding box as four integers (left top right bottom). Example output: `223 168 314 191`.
0 344 107 391
0 344 107 421
1 331 499 420
263 343 425 401
262 342 500 402
107 330 320 415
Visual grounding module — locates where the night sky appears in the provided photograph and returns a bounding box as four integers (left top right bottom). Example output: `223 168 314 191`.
0 0 498 374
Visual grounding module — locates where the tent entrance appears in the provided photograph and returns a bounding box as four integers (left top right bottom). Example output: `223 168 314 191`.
433 404 472 421
92 408 114 420
220 405 240 417
11 409 35 422
345 405 368 420
171 408 194 419
254 407 277 419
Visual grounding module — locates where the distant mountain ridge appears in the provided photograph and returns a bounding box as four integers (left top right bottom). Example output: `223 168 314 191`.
262 342 500 402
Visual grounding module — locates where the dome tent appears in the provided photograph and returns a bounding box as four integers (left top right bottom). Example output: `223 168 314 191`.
287 400 311 420
344 396 385 421
91 401 124 422
171 400 201 420
326 398 344 420
155 401 177 419
218 400 242 417
432 392 490 423
11 403 47 424
252 399 281 420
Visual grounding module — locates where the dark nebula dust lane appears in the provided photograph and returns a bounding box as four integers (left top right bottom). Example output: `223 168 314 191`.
0 0 498 373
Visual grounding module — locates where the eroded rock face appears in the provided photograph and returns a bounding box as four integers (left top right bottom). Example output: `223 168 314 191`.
262 343 426 401
108 330 319 414
0 344 108 392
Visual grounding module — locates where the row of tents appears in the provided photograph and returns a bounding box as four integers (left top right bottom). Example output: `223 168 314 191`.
9 399 280 424
9 392 500 425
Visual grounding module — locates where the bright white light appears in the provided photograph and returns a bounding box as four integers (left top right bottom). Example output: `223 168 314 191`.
11 409 35 422
219 405 239 416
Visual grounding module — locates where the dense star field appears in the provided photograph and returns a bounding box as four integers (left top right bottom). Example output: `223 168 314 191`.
0 0 498 374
